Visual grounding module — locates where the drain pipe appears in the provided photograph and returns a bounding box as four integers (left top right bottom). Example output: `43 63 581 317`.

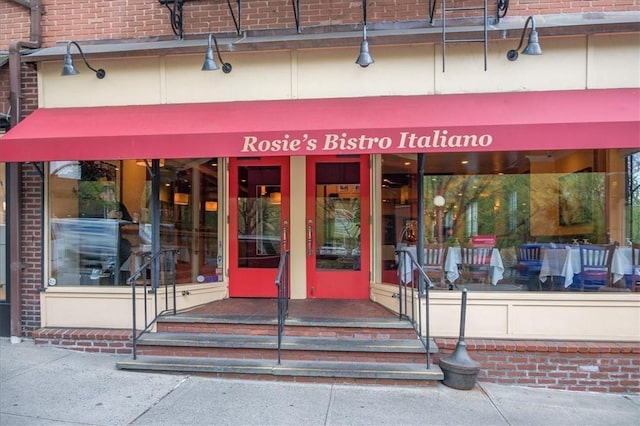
7 0 43 341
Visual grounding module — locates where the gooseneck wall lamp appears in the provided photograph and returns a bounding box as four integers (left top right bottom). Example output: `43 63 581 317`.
202 33 233 73
355 0 374 67
506 16 542 61
61 41 106 79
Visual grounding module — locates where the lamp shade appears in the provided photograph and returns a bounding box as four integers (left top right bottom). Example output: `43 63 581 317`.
205 201 218 212
522 29 542 56
356 39 375 67
174 192 189 205
201 47 220 71
270 192 282 205
61 54 79 76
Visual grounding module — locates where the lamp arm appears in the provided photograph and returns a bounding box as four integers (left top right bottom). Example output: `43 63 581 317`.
210 34 233 74
67 41 106 79
513 16 535 53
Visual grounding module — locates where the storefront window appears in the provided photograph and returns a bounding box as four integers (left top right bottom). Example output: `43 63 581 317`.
48 158 220 286
380 150 639 292
0 163 6 300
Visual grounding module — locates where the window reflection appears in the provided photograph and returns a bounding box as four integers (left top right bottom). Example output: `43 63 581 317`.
48 158 220 286
380 151 639 292
236 166 282 269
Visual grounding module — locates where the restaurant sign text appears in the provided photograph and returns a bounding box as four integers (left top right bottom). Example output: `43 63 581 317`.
241 130 494 154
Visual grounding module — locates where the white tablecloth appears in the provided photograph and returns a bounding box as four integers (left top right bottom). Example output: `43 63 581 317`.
398 245 504 285
539 246 630 288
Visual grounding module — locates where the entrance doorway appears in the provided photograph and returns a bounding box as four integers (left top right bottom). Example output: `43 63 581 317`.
228 157 290 297
306 156 370 299
228 155 369 299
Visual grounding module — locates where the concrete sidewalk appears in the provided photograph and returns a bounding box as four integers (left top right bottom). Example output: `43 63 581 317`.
1 338 638 426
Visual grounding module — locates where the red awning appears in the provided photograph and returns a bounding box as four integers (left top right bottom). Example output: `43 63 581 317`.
1 88 638 162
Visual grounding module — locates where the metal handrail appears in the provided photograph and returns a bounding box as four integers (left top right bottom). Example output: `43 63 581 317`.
395 247 433 368
275 250 290 364
128 248 179 360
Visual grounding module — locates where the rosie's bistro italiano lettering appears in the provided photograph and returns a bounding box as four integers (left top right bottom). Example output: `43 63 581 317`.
241 130 493 154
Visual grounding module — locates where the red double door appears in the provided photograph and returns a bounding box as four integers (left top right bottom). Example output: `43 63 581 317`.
229 155 370 299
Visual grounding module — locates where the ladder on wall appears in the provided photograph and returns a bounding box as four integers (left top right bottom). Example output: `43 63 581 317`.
433 0 489 72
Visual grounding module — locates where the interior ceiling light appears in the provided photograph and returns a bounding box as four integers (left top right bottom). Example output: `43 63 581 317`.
61 41 106 79
507 16 542 61
355 0 374 67
202 33 233 73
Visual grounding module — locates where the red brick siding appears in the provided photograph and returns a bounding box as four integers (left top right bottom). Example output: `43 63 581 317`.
20 164 43 335
19 64 39 119
435 338 640 394
33 328 133 354
0 66 9 118
31 330 640 393
0 1 32 51
2 1 638 49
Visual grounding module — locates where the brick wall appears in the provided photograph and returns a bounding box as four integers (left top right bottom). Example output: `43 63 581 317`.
0 66 9 119
20 163 43 335
29 330 640 393
435 338 640 394
0 1 32 51
32 328 133 355
1 1 638 49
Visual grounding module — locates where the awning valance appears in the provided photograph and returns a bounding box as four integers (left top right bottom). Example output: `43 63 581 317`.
1 89 638 162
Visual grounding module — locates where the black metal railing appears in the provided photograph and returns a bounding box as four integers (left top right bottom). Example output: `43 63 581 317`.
128 248 179 360
275 250 290 364
395 247 433 368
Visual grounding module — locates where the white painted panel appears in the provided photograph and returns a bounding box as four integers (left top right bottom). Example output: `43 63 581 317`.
435 37 587 93
40 58 163 108
297 45 434 98
511 304 640 340
165 51 294 103
588 33 640 88
371 284 640 342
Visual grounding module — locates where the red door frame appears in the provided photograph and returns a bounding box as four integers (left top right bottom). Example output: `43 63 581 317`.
228 157 290 297
305 155 370 299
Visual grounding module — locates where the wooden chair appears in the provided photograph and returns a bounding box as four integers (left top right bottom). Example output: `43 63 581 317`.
422 244 448 288
631 242 640 292
578 244 615 291
515 244 543 289
460 246 493 285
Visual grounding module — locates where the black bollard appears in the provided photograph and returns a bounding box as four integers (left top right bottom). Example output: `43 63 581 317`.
439 288 481 390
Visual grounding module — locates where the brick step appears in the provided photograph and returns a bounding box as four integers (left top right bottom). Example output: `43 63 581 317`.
135 332 436 364
157 315 417 340
115 356 443 386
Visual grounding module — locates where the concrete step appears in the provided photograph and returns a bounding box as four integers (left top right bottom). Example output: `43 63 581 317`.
135 332 436 363
116 356 444 385
157 315 418 340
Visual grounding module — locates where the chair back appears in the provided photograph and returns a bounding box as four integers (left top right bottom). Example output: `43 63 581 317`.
424 244 447 268
421 244 447 287
579 244 615 289
461 246 492 266
516 243 543 276
517 244 542 263
460 246 493 284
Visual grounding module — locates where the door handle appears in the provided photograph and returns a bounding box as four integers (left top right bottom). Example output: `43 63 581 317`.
282 220 288 252
307 219 313 256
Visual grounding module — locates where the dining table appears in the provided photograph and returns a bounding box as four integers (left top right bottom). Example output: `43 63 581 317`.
539 245 631 288
397 244 505 286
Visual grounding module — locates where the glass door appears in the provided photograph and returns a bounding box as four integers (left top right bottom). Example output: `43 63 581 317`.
306 156 370 299
229 157 289 297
